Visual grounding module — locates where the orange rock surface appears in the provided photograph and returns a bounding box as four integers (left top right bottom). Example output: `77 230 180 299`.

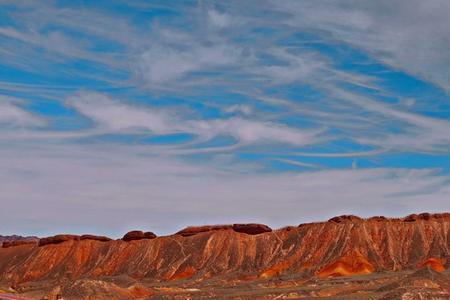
418 258 446 272
0 213 449 286
316 252 375 277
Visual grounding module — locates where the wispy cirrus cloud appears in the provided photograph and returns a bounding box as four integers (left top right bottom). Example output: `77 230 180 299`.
272 0 450 90
67 91 321 147
331 88 450 153
1 1 449 156
0 1 449 236
0 96 45 128
1 143 449 236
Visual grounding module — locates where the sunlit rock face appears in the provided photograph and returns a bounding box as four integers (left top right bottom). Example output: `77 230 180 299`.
0 213 449 299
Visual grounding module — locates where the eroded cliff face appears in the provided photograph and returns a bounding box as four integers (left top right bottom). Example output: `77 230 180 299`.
0 213 449 299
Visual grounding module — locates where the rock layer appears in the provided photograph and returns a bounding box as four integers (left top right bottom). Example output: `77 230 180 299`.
38 234 80 246
122 231 156 241
176 223 272 237
1 240 37 248
0 213 449 287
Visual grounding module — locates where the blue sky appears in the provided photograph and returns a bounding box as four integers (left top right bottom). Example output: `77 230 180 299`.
1 1 450 237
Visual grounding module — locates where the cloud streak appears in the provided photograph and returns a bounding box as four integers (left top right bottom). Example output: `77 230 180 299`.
0 96 45 128
1 143 449 237
273 0 450 89
0 1 449 236
68 91 322 147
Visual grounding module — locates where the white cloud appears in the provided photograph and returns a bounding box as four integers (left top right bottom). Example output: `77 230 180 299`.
208 10 231 28
1 1 449 238
333 88 450 153
273 0 450 89
258 48 329 85
190 118 319 146
0 96 45 128
138 38 243 86
67 91 320 146
224 104 252 115
67 92 176 134
1 2 448 156
0 143 448 236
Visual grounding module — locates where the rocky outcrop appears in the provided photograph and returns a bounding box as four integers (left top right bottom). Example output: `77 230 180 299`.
38 234 80 246
0 213 449 288
232 223 272 235
176 225 232 237
37 234 112 246
402 212 450 222
176 223 272 237
328 215 363 223
122 231 156 241
80 235 112 242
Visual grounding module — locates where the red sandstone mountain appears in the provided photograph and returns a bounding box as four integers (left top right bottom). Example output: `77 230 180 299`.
0 213 449 299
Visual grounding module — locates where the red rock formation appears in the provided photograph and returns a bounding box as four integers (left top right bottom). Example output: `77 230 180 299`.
176 225 232 236
2 240 37 248
232 223 272 235
418 258 446 272
122 231 157 241
328 215 363 223
316 252 375 278
0 213 448 288
80 235 112 242
176 223 272 237
402 212 450 222
38 234 80 246
166 266 196 280
144 231 157 239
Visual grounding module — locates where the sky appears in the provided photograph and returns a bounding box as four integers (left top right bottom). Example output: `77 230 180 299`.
1 0 450 238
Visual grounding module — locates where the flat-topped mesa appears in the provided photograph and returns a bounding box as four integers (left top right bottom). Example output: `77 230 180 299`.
176 223 272 237
122 231 157 241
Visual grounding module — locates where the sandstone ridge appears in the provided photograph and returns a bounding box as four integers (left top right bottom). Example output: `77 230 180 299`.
0 212 449 298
